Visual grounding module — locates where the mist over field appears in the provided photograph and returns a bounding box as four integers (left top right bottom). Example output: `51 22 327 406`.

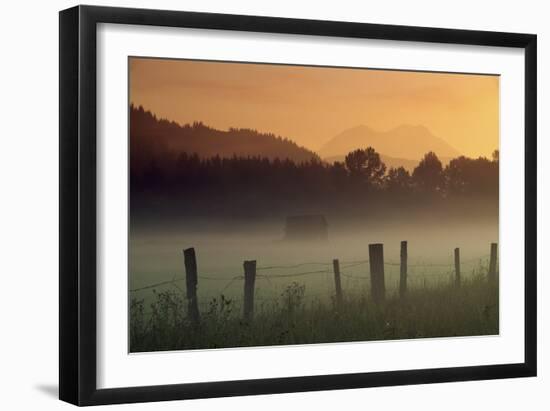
129 215 499 352
130 217 498 303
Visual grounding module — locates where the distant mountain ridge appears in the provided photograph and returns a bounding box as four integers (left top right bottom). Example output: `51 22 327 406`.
319 124 461 161
131 107 462 175
130 106 319 172
323 153 454 172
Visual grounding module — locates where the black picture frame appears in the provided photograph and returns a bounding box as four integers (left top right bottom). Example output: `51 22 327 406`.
59 5 537 406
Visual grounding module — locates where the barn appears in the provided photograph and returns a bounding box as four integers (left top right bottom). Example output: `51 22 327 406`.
284 215 328 241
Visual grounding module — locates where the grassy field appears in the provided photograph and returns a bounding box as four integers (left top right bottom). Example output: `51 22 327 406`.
129 273 498 352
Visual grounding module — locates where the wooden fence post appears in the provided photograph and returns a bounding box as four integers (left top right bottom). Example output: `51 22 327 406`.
333 259 343 308
400 241 408 298
454 247 461 287
369 243 385 304
243 260 257 321
183 247 200 326
488 243 498 282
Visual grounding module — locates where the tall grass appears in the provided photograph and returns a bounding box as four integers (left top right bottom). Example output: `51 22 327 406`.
130 274 498 352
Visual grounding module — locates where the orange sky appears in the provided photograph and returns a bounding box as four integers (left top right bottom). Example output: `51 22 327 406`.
129 57 499 158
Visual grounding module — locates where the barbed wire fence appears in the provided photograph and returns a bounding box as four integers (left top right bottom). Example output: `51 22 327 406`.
129 257 491 292
129 258 492 293
129 242 498 325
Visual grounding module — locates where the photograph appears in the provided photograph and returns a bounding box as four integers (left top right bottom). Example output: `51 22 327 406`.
128 57 500 353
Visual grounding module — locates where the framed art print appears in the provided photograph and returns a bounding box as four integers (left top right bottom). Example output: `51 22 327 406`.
59 5 537 406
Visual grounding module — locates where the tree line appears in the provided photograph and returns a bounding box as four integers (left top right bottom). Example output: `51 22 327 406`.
130 147 499 219
133 147 497 196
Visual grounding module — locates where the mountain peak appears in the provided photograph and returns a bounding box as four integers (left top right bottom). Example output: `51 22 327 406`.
390 123 430 133
319 124 460 160
347 124 375 132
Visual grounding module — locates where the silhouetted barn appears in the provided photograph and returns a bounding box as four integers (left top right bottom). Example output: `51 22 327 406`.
285 215 328 241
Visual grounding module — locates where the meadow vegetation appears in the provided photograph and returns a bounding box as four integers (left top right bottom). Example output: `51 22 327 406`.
130 273 498 352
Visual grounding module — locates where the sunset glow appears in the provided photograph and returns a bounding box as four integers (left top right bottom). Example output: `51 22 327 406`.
130 57 499 158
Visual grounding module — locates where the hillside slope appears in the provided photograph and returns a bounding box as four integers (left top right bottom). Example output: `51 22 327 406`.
130 105 319 172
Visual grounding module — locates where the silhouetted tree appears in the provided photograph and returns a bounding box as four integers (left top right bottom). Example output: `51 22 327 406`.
385 166 412 193
444 155 498 198
412 151 444 193
344 147 386 187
